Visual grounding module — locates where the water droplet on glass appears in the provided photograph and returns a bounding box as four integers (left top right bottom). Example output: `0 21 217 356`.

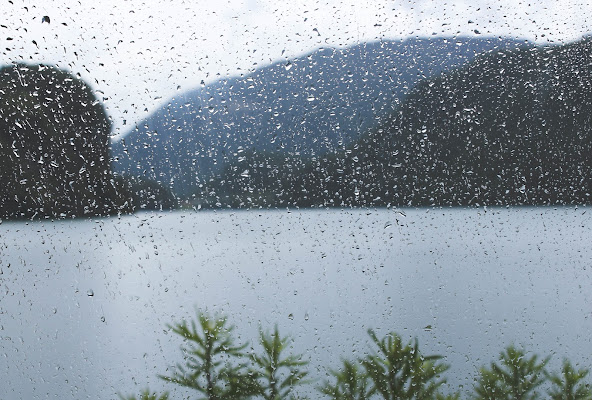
288 313 294 320
86 289 94 297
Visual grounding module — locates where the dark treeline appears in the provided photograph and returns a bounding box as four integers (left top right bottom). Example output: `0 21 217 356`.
121 310 592 400
0 63 174 220
193 37 592 209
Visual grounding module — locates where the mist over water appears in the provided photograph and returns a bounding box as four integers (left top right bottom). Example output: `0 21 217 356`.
1 207 591 399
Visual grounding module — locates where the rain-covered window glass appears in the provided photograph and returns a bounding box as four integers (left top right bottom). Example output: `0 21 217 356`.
2 2 592 399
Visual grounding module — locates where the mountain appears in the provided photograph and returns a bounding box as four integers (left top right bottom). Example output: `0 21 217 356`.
111 37 525 197
195 37 592 208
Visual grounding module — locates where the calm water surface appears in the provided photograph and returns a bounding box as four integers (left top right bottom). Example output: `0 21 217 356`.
1 207 591 399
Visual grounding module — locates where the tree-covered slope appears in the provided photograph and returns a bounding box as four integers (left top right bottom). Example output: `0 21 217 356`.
0 63 131 218
367 36 592 206
195 37 592 208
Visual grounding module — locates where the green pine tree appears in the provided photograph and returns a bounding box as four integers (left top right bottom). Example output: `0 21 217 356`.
158 311 259 400
362 330 449 400
473 345 549 400
252 325 309 400
548 360 592 400
319 359 371 400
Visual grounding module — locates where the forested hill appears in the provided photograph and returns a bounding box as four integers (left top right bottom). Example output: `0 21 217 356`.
364 36 592 206
112 37 524 197
197 37 592 208
0 64 173 219
0 64 125 219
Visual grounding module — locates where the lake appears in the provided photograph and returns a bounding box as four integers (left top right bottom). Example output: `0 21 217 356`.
1 207 591 399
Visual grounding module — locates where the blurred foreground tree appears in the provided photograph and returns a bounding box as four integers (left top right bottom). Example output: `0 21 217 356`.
119 314 589 400
321 330 449 400
473 345 549 400
320 359 371 400
159 311 259 400
548 360 592 400
252 326 309 400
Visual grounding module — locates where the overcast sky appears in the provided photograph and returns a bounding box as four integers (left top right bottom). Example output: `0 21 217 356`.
2 0 591 136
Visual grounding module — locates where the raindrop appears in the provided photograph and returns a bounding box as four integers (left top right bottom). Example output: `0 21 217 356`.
288 313 294 320
86 289 94 297
41 15 50 24
285 61 292 71
11 141 19 158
